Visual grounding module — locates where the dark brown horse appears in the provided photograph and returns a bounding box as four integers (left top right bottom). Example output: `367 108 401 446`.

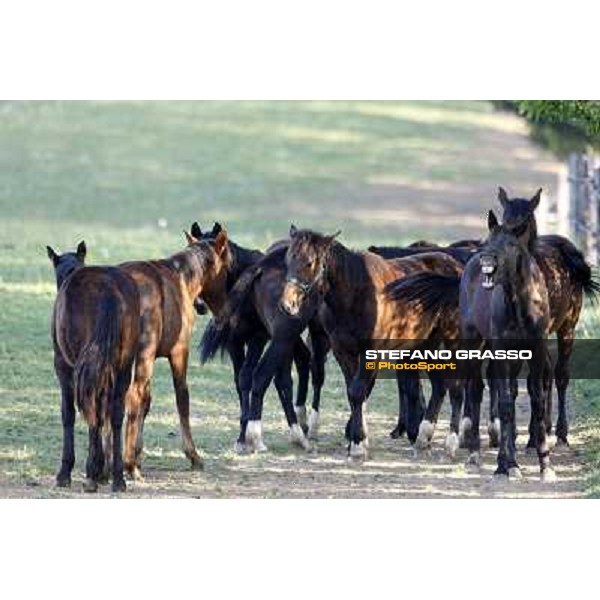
118 229 231 479
200 241 329 453
460 211 555 481
281 226 464 457
193 223 324 451
498 186 599 445
48 243 141 492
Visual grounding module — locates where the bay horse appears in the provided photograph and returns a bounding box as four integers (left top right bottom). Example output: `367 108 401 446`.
48 244 141 492
192 222 324 451
281 226 464 458
460 210 555 481
118 229 231 479
498 186 599 445
200 242 329 453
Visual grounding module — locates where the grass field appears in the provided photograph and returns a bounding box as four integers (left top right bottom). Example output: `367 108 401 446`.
1 100 598 497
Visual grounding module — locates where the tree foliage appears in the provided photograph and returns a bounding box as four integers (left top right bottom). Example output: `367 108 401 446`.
493 100 600 158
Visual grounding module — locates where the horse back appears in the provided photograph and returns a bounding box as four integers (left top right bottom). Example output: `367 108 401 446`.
119 260 188 357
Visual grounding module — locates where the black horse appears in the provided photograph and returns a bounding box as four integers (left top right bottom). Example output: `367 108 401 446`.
197 224 329 452
460 211 555 481
497 187 599 445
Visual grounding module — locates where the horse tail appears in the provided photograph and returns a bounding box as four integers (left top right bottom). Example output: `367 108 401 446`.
74 295 120 428
198 265 262 364
548 236 600 302
385 272 461 321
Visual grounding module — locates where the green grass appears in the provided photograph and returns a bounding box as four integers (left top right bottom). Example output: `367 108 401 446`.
1 100 598 496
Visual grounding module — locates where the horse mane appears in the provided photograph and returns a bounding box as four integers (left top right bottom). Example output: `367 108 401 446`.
228 241 264 284
329 239 388 289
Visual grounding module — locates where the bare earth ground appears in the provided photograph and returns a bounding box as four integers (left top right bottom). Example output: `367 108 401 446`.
0 391 586 499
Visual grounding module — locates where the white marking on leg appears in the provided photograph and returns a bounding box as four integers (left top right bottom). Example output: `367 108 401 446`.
541 467 557 483
295 405 307 429
508 467 523 481
458 416 472 447
289 423 312 451
349 441 367 459
445 432 459 458
416 420 435 449
307 409 320 440
246 420 267 453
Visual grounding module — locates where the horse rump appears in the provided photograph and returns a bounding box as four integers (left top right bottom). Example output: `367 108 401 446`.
74 295 120 427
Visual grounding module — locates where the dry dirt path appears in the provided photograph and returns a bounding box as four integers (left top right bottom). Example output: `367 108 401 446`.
0 391 586 499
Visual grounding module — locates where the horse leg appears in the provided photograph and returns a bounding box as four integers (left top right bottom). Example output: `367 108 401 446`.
169 345 203 470
124 356 154 480
445 378 463 458
391 375 407 439
237 334 267 452
416 374 445 449
487 361 500 448
464 365 484 467
555 331 573 445
292 338 311 433
246 338 292 453
110 367 130 492
307 325 328 440
84 424 103 493
227 336 246 431
347 371 374 459
274 360 311 451
55 353 75 488
494 370 519 479
529 350 556 482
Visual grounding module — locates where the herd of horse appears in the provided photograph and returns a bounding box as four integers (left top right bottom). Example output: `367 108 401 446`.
46 187 598 492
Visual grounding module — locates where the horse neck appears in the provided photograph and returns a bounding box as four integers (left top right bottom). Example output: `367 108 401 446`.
228 243 262 284
517 218 538 253
499 251 533 331
165 249 206 299
325 243 364 305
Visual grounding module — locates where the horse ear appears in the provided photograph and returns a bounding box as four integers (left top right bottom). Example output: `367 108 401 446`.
324 230 341 246
46 245 59 265
76 240 86 261
184 230 196 245
214 229 228 257
530 188 542 211
212 222 223 235
498 186 510 208
289 224 298 238
487 210 499 231
190 222 202 238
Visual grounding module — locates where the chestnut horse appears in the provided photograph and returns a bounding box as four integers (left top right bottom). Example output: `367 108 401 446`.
281 226 464 457
48 243 141 492
118 229 231 479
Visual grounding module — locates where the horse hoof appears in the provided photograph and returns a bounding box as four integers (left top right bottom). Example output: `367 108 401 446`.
488 418 500 448
348 442 367 460
307 410 320 440
541 468 557 483
465 451 481 469
127 466 144 482
190 456 204 471
289 423 312 451
83 479 98 493
390 424 405 439
546 434 557 450
112 478 127 493
492 472 508 484
246 420 265 453
556 436 569 447
56 474 71 488
234 441 247 454
445 432 460 459
295 405 307 430
98 473 110 485
508 467 523 481
415 420 435 450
